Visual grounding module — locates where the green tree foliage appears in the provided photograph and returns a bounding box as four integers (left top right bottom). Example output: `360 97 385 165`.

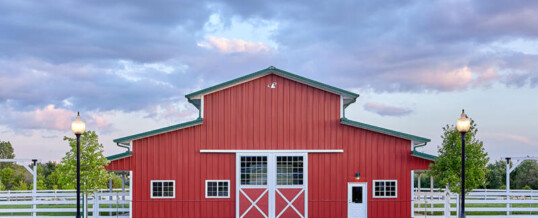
0 140 15 169
429 121 489 194
56 131 111 194
111 173 124 188
46 168 61 190
35 161 59 189
512 160 538 189
486 160 506 189
0 168 15 189
13 180 28 190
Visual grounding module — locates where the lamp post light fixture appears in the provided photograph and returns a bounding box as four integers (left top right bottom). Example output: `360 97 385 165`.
456 109 470 218
71 112 85 218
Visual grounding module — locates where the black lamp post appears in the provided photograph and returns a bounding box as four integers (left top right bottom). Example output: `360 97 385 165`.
71 112 85 218
456 109 470 218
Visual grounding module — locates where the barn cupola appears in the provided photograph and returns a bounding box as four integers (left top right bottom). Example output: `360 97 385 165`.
184 66 360 119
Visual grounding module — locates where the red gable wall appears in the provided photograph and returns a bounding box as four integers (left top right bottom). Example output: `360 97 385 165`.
124 74 431 218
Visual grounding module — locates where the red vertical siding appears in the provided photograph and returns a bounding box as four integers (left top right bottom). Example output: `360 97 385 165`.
124 74 432 218
105 157 132 171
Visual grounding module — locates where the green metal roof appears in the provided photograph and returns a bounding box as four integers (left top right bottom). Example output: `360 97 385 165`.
412 150 437 161
113 118 203 143
340 118 431 144
185 66 360 102
106 151 132 161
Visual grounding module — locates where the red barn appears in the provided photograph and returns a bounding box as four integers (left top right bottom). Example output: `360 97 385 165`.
106 67 435 218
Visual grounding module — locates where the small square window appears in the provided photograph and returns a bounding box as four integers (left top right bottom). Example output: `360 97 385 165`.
373 180 397 198
151 180 175 198
206 180 230 198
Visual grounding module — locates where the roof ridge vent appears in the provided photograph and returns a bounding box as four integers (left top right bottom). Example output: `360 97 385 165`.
268 66 276 69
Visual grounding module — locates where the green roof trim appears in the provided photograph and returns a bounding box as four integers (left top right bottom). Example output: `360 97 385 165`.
185 66 360 100
412 150 437 161
106 151 132 161
113 118 203 143
340 118 431 144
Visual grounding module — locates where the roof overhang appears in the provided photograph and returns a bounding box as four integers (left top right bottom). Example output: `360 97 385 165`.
341 118 431 145
411 150 437 161
106 151 132 161
113 118 203 144
185 66 359 109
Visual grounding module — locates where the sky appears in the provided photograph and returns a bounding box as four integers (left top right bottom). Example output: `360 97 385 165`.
1 0 538 163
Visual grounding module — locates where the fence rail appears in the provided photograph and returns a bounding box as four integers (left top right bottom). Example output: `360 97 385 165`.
0 189 130 217
413 188 538 217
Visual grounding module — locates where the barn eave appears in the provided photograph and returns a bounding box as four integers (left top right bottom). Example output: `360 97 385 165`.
340 118 431 145
106 151 132 161
112 118 203 144
411 150 437 161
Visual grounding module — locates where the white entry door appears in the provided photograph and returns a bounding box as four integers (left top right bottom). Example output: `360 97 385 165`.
348 183 367 218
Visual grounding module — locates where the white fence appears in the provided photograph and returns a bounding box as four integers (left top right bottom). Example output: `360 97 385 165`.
0 189 130 217
413 188 538 217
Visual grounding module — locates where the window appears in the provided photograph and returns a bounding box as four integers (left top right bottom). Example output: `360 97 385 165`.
276 156 304 185
351 186 363 203
240 156 267 185
151 180 175 198
206 180 230 198
373 180 397 198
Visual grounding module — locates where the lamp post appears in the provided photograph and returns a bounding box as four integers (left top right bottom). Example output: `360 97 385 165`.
71 112 85 218
456 109 470 218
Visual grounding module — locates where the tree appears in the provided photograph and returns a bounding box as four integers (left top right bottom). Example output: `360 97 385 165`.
13 180 28 190
56 131 111 193
429 120 489 194
486 160 506 189
0 140 15 169
0 168 15 189
512 160 538 189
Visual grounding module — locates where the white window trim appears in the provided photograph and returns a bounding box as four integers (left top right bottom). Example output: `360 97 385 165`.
150 180 175 199
372 180 398 198
205 180 230 198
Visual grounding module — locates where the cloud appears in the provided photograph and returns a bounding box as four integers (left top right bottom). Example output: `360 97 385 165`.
198 36 271 53
1 0 538 137
486 133 538 147
0 104 113 133
363 102 413 117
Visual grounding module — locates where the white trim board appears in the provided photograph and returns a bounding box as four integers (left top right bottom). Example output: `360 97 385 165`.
200 149 343 153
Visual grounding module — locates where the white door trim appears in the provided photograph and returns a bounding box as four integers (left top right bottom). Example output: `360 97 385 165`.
348 182 368 218
236 152 308 218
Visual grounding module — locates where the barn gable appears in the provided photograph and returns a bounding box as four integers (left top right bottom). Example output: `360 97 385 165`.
185 66 359 111
108 66 434 160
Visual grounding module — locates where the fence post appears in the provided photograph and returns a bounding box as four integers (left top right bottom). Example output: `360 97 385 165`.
506 192 512 215
444 188 450 218
32 162 37 217
411 170 415 217
455 193 459 218
94 192 99 217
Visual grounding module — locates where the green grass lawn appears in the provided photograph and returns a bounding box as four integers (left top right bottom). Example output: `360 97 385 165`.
0 204 129 216
415 203 538 215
